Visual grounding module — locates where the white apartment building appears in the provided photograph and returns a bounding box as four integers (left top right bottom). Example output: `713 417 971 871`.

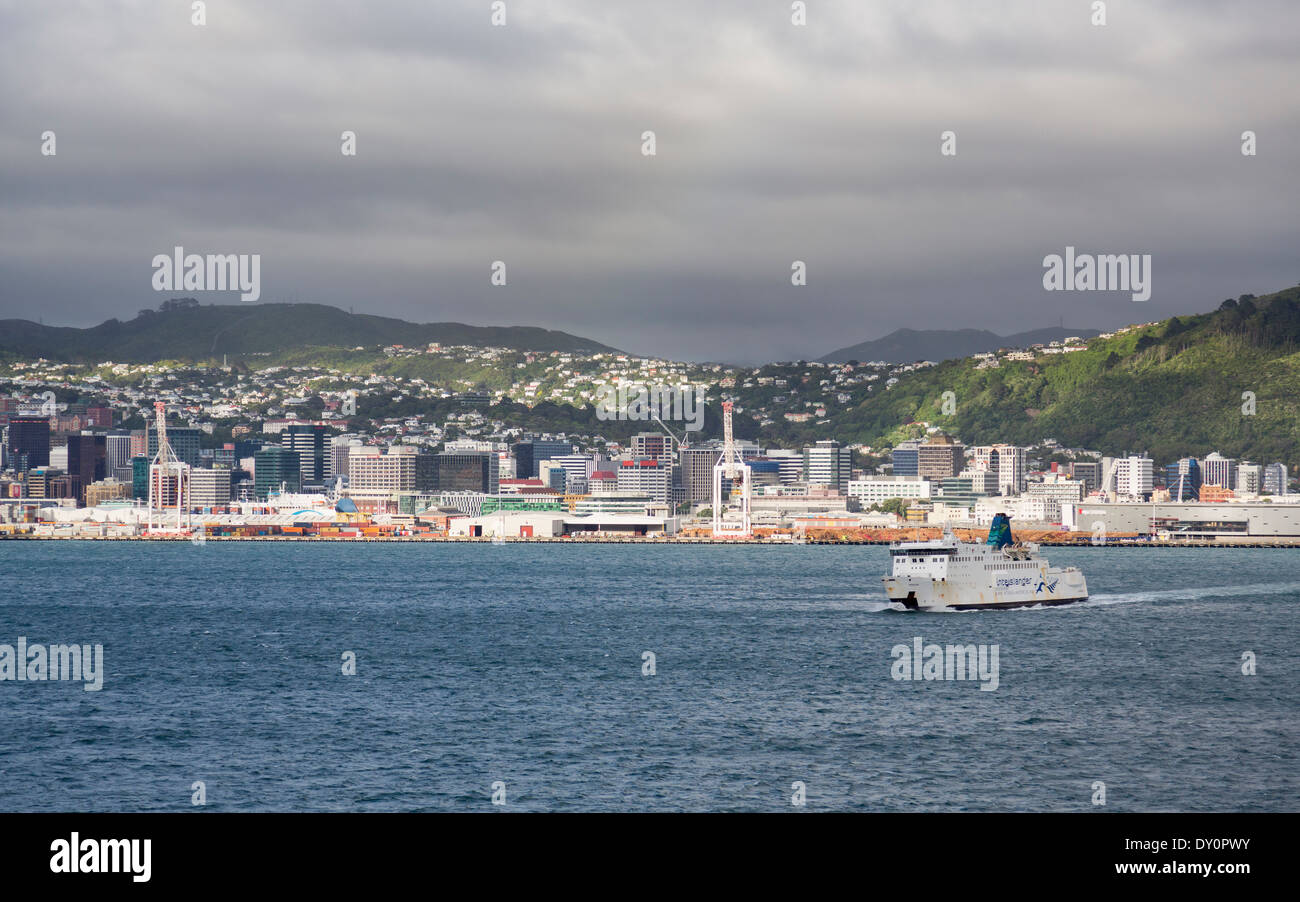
846 476 932 507
1111 456 1154 499
1236 463 1263 495
1028 478 1086 506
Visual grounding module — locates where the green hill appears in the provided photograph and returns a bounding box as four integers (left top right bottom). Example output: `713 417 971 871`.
818 286 1300 468
0 300 620 363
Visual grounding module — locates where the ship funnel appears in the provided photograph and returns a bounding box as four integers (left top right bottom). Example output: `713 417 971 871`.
986 513 1013 549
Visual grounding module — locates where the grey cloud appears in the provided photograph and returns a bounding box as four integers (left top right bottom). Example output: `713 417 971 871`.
1 0 1297 361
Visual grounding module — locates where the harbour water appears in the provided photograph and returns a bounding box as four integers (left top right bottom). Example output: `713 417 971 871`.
1 542 1295 811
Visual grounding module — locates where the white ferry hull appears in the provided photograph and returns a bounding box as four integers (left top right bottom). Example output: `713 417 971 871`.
883 569 1088 611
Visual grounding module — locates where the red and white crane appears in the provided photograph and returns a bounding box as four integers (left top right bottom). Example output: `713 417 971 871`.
712 400 751 538
147 400 191 533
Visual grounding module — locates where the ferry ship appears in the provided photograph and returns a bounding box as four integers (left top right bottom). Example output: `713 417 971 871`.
882 514 1088 611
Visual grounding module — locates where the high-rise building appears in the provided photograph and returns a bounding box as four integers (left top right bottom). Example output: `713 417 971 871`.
254 446 302 498
803 440 852 493
190 468 232 507
330 435 364 485
539 460 567 492
348 446 436 493
891 441 920 477
435 451 500 494
85 479 130 506
765 449 804 485
148 426 201 467
1236 462 1263 495
1201 452 1237 491
25 467 76 500
550 454 604 495
105 431 133 474
589 470 618 494
631 432 671 461
132 456 150 500
1165 458 1201 501
1264 462 1289 496
917 435 964 482
972 444 1028 495
6 416 50 471
284 424 330 487
938 474 994 511
681 446 721 502
1027 478 1086 506
65 434 107 505
1069 461 1101 494
616 459 673 504
846 476 932 507
1112 457 1154 499
511 439 576 479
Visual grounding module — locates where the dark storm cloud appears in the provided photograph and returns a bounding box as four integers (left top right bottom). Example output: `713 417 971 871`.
1 0 1296 361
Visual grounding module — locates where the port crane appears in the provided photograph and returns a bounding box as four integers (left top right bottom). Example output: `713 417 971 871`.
147 400 191 533
712 401 752 538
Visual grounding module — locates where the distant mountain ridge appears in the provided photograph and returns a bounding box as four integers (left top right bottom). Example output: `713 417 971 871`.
0 301 621 363
819 327 1103 365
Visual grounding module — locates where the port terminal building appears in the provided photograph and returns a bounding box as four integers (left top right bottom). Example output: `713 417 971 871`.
1066 501 1300 538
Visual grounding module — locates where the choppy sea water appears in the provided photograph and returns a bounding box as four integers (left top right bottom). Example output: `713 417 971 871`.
1 542 1296 812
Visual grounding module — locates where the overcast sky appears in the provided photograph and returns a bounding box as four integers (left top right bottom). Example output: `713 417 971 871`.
1 0 1296 361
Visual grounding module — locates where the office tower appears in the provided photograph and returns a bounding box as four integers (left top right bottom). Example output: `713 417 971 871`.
616 459 673 504
348 446 437 493
132 456 150 500
550 454 603 495
802 440 853 494
148 425 201 467
917 435 964 482
105 431 133 475
1069 461 1101 494
190 468 233 507
65 434 107 505
681 446 721 502
254 446 302 498
891 441 920 477
435 451 500 493
1201 452 1237 491
511 439 575 479
284 424 330 487
6 416 50 470
972 444 1028 495
631 432 671 461
1263 462 1288 495
1165 458 1201 502
539 460 567 492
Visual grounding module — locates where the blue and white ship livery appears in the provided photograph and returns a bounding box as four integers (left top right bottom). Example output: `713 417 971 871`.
882 513 1088 611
